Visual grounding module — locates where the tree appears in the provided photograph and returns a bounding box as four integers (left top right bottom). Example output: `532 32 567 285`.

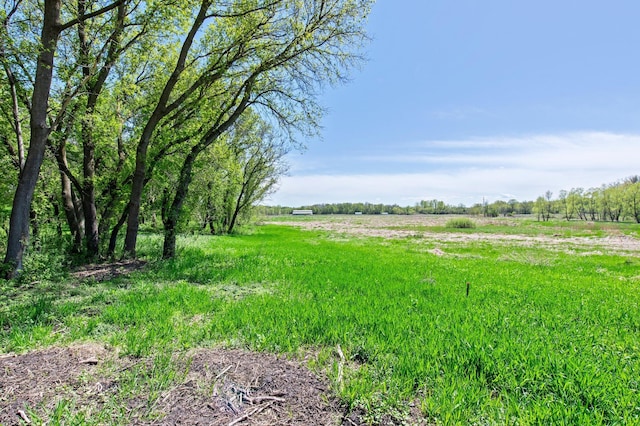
222 116 288 234
570 188 587 220
558 190 575 221
623 180 640 223
492 200 510 217
534 196 545 221
584 188 599 221
604 183 624 222
534 191 554 221
2 0 124 277
185 114 287 238
123 0 372 258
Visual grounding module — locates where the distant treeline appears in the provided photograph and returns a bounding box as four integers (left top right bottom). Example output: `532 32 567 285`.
258 199 535 216
533 176 640 223
259 176 640 223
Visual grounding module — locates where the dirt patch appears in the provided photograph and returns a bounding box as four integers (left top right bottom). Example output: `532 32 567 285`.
158 349 342 425
0 344 370 425
0 344 113 424
72 260 147 282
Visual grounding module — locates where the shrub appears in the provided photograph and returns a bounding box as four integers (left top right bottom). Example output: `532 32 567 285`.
445 218 476 229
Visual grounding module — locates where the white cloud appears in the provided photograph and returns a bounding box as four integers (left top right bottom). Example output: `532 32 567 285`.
266 132 640 206
365 132 640 171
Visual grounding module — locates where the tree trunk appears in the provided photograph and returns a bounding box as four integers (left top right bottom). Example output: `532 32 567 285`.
204 182 216 234
98 122 127 244
78 0 126 259
74 189 86 240
82 178 99 256
162 149 199 259
61 170 83 252
2 61 25 170
52 135 84 253
108 202 129 258
227 184 246 234
78 0 100 258
162 224 177 259
124 1 211 258
4 0 62 278
1 11 25 172
123 151 147 257
81 103 99 257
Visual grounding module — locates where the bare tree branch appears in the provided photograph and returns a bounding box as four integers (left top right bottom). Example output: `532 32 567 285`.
59 0 125 32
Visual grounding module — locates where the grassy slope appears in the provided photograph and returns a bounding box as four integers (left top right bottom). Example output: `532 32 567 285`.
1 221 639 424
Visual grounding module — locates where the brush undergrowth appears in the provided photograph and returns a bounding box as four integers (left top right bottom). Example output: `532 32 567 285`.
445 217 476 228
1 219 639 424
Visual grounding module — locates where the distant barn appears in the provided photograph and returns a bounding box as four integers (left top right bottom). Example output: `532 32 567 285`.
292 209 313 215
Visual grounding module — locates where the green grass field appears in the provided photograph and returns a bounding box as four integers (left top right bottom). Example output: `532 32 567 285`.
1 216 639 424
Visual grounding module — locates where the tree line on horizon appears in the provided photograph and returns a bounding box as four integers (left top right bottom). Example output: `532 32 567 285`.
258 200 530 216
259 175 640 223
534 176 640 223
0 0 372 278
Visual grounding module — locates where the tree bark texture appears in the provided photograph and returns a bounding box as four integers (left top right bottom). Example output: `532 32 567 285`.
162 149 199 259
108 202 129 258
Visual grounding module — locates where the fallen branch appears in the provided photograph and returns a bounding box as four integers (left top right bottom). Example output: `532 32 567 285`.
227 400 275 426
243 395 286 404
215 364 233 381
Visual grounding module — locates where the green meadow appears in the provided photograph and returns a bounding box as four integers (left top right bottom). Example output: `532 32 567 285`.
1 216 639 424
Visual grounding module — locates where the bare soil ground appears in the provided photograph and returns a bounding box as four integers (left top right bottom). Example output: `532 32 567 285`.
71 260 148 282
0 343 355 425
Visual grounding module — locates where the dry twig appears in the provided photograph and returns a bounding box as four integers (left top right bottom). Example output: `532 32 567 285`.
227 400 275 426
344 416 358 426
242 395 286 404
336 344 346 389
17 409 31 424
215 365 234 381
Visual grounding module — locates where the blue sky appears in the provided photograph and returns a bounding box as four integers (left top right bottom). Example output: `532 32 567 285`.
267 1 640 207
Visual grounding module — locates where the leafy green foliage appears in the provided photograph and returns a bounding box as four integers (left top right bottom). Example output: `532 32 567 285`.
2 0 374 270
445 217 476 229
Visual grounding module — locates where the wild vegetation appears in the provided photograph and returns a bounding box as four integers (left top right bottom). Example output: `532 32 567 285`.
0 0 372 277
535 177 640 223
444 217 475 229
2 2 639 424
1 215 639 424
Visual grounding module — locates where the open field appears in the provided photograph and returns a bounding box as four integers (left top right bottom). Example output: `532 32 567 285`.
268 214 640 253
1 215 639 424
